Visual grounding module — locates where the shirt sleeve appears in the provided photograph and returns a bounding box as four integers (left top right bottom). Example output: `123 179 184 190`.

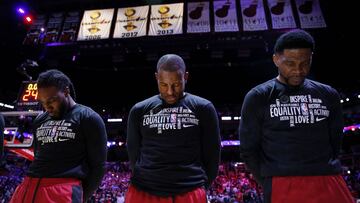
30 113 43 154
239 89 265 185
82 112 107 200
328 88 343 159
200 103 221 187
126 105 142 172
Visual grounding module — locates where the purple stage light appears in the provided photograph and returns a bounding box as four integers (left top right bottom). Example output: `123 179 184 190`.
17 8 25 14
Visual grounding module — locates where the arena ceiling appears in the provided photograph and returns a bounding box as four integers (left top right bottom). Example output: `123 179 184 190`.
0 0 357 110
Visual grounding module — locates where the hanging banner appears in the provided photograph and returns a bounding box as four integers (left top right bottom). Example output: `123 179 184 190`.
41 13 64 43
114 6 149 38
267 0 296 29
59 11 81 42
149 3 183 36
23 15 47 45
187 2 210 33
77 9 114 41
295 0 326 28
240 0 268 31
213 0 239 32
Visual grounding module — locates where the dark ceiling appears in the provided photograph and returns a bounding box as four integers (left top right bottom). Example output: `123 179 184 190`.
0 0 357 111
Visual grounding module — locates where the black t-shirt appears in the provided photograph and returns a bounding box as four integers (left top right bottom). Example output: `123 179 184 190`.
127 93 221 196
27 104 107 200
239 78 343 184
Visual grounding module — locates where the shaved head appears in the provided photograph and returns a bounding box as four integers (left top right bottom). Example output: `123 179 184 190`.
156 54 186 73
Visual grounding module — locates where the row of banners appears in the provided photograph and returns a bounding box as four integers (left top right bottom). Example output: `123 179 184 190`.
24 0 326 44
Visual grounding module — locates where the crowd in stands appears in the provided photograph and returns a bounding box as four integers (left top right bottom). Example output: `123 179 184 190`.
1 156 359 203
343 166 360 199
86 162 263 203
88 162 131 203
0 154 30 203
207 162 263 203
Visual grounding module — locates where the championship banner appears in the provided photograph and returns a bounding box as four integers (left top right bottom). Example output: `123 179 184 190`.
113 6 149 38
295 0 326 28
59 11 81 42
77 9 114 41
187 2 210 33
23 15 47 45
149 3 183 36
213 0 239 32
41 13 64 43
267 0 296 29
240 0 268 31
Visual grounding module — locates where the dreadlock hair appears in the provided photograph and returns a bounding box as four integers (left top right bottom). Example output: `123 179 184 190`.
37 69 76 100
274 29 315 54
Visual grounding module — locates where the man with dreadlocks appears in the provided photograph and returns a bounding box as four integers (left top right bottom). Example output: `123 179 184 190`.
10 69 107 203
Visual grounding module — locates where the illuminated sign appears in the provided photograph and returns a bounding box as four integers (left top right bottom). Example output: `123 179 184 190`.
21 82 38 102
16 81 40 109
